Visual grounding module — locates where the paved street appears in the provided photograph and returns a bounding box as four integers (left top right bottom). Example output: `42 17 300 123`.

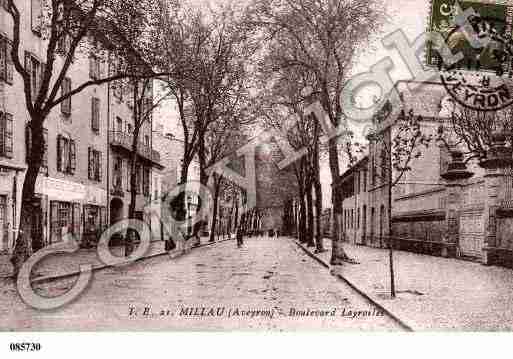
0 236 401 331
299 238 513 331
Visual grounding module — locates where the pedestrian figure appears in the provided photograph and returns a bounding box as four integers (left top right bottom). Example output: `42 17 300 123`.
165 236 176 252
236 226 244 248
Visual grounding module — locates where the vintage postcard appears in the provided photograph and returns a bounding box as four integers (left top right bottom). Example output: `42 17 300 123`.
1 0 513 353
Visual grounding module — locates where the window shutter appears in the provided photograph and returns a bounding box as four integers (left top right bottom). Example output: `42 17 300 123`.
98 151 102 181
25 124 32 162
69 139 76 173
0 112 4 157
61 78 71 115
88 147 92 179
39 62 45 94
42 128 48 169
91 98 95 130
91 97 100 132
0 38 5 82
4 113 12 158
50 201 59 244
89 57 94 79
24 52 31 89
100 206 106 231
72 203 80 240
56 135 62 172
126 160 130 191
5 41 13 84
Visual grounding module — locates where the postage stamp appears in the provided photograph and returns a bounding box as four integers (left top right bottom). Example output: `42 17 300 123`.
428 0 513 110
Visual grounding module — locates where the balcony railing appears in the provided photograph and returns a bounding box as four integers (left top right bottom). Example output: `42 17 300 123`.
109 131 160 164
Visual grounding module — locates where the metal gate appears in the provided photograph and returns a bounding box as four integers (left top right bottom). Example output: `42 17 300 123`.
459 211 485 258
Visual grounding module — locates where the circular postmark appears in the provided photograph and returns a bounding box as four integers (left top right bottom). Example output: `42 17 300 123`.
437 13 513 111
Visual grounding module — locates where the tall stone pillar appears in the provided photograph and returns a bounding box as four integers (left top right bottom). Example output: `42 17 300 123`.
440 150 473 258
479 133 512 265
482 167 504 264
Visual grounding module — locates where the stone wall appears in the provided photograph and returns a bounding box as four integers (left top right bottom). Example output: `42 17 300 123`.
392 218 445 242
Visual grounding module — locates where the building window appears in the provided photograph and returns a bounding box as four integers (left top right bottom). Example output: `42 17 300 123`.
113 80 123 101
56 34 71 55
154 177 158 200
25 124 48 173
61 77 72 116
0 195 6 251
83 205 107 236
31 0 42 34
135 164 142 193
0 35 13 84
144 135 149 147
25 52 43 101
363 169 367 192
126 123 132 134
89 55 100 80
126 159 131 192
116 117 123 133
113 156 123 191
88 147 102 181
143 167 150 197
0 111 13 158
57 135 76 174
50 201 78 243
91 97 100 133
371 154 376 186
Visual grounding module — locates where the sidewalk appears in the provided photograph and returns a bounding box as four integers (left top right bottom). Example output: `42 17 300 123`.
294 237 513 331
0 236 226 281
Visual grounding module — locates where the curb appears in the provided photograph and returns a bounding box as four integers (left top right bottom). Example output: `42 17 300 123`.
21 238 233 285
293 239 414 332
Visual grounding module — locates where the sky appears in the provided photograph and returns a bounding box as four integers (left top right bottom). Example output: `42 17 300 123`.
154 0 432 208
319 0 429 208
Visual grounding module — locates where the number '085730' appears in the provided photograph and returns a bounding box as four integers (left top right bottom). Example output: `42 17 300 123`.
9 343 41 352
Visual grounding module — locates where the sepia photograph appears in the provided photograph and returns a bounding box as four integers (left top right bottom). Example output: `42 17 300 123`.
1 0 513 354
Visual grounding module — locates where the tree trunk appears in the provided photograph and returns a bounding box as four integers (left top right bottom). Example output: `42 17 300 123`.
306 183 315 247
127 81 140 257
311 116 324 252
192 134 208 247
299 191 307 244
328 138 351 265
314 178 324 253
127 136 139 256
10 118 45 275
388 164 396 298
209 174 222 243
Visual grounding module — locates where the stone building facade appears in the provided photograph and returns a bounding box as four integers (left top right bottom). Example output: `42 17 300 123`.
333 79 513 268
0 0 162 252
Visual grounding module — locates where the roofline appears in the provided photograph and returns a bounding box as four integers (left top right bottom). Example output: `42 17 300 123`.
333 155 369 188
